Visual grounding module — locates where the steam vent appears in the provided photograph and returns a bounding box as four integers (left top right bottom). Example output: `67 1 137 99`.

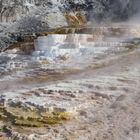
0 0 140 140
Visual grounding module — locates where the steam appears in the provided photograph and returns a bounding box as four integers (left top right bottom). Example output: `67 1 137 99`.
86 0 140 22
128 12 140 24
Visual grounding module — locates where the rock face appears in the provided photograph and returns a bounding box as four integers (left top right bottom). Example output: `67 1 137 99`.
0 0 140 23
0 0 139 50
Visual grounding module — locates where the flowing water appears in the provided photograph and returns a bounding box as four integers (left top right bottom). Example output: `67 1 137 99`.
1 28 138 81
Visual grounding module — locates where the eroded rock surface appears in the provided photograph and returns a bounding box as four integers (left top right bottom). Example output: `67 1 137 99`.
0 0 140 50
0 26 140 139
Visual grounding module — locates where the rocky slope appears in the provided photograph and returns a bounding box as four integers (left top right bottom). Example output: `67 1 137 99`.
0 0 140 50
0 0 140 23
0 0 140 140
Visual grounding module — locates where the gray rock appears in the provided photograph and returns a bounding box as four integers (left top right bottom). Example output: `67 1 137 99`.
0 0 139 50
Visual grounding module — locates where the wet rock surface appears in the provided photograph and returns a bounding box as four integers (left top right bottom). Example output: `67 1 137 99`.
0 26 140 139
0 1 140 140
